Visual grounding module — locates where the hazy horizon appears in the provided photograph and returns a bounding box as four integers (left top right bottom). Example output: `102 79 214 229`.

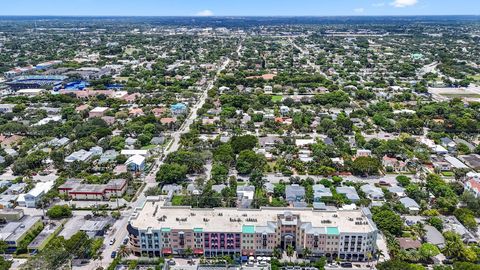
1 0 479 17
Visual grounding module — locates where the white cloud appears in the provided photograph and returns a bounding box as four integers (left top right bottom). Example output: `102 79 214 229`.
391 0 418 8
372 2 386 7
354 8 365 13
196 10 214 16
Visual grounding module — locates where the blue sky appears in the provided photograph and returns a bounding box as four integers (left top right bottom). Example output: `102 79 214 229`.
1 0 479 16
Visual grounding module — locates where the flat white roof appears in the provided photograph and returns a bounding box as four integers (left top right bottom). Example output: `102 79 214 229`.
445 155 469 169
130 200 376 234
90 107 109 112
121 149 148 156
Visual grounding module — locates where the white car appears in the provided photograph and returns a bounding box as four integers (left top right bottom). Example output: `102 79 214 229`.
109 238 116 245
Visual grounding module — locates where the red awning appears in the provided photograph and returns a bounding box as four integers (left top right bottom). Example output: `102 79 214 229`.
162 248 173 254
194 249 204 255
249 251 254 256
242 251 247 256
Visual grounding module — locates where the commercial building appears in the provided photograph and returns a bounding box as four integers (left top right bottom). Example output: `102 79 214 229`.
127 197 377 261
0 215 43 252
58 179 127 200
6 75 66 90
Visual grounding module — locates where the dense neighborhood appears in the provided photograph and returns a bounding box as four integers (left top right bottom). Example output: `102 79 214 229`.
0 15 479 270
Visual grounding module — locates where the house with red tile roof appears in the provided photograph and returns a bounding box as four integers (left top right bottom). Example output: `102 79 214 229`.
129 108 144 116
465 178 480 198
152 107 166 118
160 117 176 125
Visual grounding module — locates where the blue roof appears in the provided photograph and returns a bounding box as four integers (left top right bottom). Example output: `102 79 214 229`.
171 103 187 110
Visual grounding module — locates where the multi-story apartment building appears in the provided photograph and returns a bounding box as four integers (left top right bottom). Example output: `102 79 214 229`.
127 197 377 262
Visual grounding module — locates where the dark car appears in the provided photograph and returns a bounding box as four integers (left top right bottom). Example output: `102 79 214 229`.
111 251 117 258
340 262 353 268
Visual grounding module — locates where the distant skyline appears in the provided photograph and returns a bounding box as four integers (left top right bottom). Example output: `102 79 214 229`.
1 0 479 17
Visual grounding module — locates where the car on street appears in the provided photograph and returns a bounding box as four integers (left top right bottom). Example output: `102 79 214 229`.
109 238 116 245
111 251 117 258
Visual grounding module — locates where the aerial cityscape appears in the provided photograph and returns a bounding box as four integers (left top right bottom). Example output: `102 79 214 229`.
0 1 479 270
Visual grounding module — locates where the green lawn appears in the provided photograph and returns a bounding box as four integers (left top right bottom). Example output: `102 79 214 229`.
441 171 454 177
468 74 480 81
271 95 283 102
171 195 185 206
442 93 480 98
141 144 157 150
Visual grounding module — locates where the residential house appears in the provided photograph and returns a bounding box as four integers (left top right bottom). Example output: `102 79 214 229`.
0 104 15 114
382 156 408 172
397 238 421 250
125 154 146 172
64 149 93 163
399 197 420 214
162 184 182 195
48 137 70 148
313 184 332 202
22 181 55 208
387 186 406 197
440 137 456 151
171 103 187 115
336 186 360 202
424 225 445 248
160 117 177 125
237 186 255 208
360 184 384 201
280 106 290 116
89 107 109 118
356 149 372 158
465 178 480 198
285 184 305 203
98 150 118 164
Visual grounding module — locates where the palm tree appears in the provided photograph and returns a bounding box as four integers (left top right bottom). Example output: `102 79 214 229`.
412 223 426 239
366 252 373 270
286 245 295 263
0 240 8 255
302 247 311 260
273 248 281 259
117 245 129 258
374 249 384 264
184 247 193 258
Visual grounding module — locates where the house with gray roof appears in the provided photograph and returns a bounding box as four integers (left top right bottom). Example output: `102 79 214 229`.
64 149 93 163
424 225 445 248
98 150 118 164
264 183 275 195
150 136 165 145
162 184 182 195
388 186 406 197
48 137 70 148
313 184 332 202
212 184 227 193
186 183 200 195
336 186 360 202
360 184 384 201
285 184 305 203
399 197 420 214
